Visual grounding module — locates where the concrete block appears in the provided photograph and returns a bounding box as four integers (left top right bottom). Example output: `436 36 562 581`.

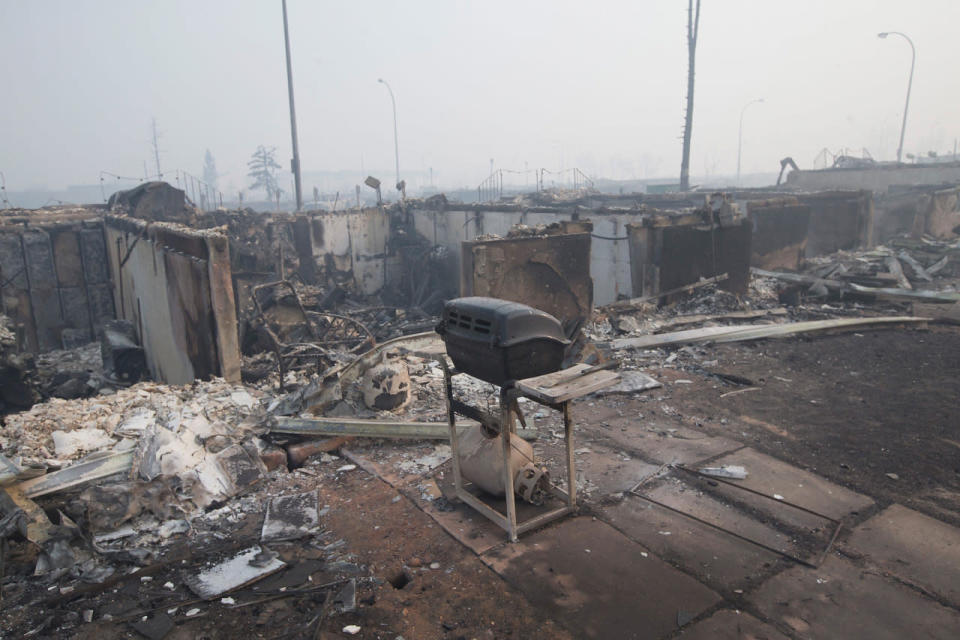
0 233 28 289
51 229 84 287
79 227 110 284
22 231 56 288
59 286 91 332
29 288 63 351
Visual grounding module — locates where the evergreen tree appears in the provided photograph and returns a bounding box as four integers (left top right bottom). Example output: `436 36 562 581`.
203 149 218 189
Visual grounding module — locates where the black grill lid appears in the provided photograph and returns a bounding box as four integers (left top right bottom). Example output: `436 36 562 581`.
440 297 569 347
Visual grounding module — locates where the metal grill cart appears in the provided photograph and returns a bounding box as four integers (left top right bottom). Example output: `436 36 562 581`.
442 361 620 542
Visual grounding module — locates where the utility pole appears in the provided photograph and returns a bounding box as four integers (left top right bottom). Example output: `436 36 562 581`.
679 0 701 192
151 118 163 180
282 0 303 210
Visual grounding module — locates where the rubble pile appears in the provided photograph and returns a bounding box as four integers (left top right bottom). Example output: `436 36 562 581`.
0 379 265 469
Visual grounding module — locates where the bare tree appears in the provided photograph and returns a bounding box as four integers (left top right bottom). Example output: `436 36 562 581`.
679 0 701 192
247 145 282 200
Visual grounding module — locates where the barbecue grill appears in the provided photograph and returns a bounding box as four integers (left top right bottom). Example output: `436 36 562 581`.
436 297 620 541
436 297 570 386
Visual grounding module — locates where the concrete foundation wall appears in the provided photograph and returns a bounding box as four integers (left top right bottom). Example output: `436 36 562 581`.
0 213 114 352
104 215 240 384
786 163 960 194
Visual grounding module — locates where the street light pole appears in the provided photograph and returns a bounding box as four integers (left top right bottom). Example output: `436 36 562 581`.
282 0 303 210
737 98 764 187
378 78 401 192
878 31 915 164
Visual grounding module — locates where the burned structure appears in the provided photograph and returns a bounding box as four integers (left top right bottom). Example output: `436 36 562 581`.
1 177 959 639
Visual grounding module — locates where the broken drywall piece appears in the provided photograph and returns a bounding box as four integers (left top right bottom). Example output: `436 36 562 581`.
593 370 662 396
699 465 749 479
186 443 266 509
116 408 157 437
185 546 286 599
134 424 204 482
261 490 321 542
51 428 114 458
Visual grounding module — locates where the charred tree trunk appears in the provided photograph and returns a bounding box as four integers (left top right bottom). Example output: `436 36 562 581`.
679 0 701 192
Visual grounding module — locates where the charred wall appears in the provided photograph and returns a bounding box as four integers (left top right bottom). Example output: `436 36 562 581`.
798 190 873 256
627 209 752 298
104 215 240 384
875 186 960 242
747 199 810 270
461 230 593 331
0 209 114 352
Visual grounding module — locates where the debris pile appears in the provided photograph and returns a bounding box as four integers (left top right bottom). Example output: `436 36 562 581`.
0 379 265 470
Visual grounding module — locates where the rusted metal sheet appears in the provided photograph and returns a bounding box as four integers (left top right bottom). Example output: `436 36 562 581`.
461 232 593 329
922 187 960 239
747 199 810 270
627 216 752 299
799 190 873 256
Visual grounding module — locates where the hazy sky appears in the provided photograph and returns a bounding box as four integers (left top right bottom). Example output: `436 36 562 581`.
2 0 958 194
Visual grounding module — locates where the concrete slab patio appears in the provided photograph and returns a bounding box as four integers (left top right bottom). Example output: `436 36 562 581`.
846 503 960 608
481 517 722 639
749 554 960 640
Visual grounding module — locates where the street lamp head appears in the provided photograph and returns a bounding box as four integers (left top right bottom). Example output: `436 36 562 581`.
877 32 889 38
377 78 384 83
758 98 765 103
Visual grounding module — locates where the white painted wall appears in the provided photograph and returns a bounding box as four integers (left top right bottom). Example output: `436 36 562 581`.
410 207 645 305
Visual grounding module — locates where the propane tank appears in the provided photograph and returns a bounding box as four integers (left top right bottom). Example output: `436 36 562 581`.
457 424 550 505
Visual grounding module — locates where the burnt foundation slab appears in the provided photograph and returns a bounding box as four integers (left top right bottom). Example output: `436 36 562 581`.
707 448 873 528
596 420 744 466
845 504 960 608
481 517 721 639
602 479 791 590
750 555 960 639
677 609 790 640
